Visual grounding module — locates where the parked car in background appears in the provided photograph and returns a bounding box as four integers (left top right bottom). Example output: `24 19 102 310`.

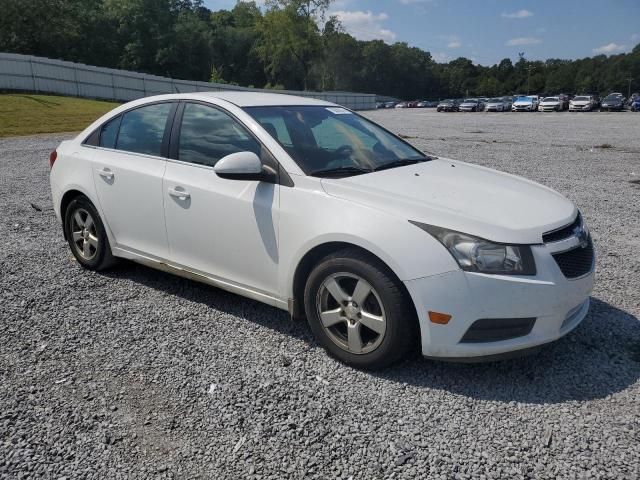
512 96 539 112
539 97 563 112
395 102 408 109
416 100 438 108
569 95 596 112
501 96 514 111
437 99 460 112
485 98 510 112
385 102 397 108
50 91 595 369
600 94 626 112
459 98 484 112
630 97 640 112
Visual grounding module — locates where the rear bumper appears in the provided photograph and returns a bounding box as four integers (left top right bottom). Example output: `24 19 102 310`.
404 245 595 359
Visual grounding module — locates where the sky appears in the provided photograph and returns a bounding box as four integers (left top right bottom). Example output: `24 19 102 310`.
203 0 640 66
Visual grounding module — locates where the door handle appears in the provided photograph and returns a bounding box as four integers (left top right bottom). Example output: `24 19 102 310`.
97 168 114 180
168 187 190 199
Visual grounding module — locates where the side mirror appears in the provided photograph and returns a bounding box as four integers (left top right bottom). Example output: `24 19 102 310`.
214 151 276 182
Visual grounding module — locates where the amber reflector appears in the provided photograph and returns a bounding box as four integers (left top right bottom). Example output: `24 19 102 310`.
428 311 452 324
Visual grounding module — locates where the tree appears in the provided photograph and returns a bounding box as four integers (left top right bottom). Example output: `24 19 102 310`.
1 0 639 99
256 0 330 90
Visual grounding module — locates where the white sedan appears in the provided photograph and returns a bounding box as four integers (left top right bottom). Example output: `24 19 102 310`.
49 92 595 369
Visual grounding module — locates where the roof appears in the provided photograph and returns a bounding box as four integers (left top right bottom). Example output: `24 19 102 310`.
189 91 335 107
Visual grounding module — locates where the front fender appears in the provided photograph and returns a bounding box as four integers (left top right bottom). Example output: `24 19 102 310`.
278 176 459 299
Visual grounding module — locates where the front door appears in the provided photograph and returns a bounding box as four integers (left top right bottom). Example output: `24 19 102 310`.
162 102 280 296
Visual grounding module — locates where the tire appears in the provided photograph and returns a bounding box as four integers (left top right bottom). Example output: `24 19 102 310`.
64 195 116 271
303 248 418 370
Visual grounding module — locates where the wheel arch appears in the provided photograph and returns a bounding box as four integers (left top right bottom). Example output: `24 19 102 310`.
58 187 110 243
60 189 91 240
289 241 418 327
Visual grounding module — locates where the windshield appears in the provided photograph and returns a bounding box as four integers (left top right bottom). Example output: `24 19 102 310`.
463 99 478 103
244 106 428 176
604 95 619 101
440 99 454 104
488 98 502 103
543 97 559 102
574 96 590 101
516 96 531 102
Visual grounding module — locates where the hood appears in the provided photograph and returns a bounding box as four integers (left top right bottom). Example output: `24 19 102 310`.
460 102 478 106
320 158 576 244
571 100 590 104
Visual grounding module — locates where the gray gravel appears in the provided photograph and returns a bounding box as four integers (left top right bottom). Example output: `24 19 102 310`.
1 110 640 479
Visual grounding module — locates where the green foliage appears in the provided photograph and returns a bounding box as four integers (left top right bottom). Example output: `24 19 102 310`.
1 0 639 98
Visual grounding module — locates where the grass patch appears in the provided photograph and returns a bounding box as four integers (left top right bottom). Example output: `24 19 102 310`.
0 94 119 138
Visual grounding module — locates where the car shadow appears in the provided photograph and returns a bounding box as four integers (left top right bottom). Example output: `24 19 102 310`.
101 261 640 404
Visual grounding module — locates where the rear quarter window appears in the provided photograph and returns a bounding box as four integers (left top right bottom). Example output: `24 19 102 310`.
99 116 121 149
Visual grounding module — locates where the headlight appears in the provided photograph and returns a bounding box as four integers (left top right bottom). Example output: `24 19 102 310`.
410 222 536 275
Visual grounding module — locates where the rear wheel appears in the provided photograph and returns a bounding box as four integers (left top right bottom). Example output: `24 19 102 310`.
64 196 116 271
304 249 418 369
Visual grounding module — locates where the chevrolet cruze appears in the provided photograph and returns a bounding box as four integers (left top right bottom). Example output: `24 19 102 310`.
49 92 595 369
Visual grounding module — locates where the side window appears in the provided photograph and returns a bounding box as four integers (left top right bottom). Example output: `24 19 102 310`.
178 103 260 167
116 103 173 156
99 115 121 149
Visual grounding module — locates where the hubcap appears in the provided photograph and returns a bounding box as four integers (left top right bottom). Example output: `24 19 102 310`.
71 208 98 261
316 273 386 355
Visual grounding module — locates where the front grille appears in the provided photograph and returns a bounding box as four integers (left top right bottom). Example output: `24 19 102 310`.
543 213 581 243
552 238 594 279
460 317 536 343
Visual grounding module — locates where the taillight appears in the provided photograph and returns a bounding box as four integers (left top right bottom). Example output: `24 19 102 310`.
49 150 57 168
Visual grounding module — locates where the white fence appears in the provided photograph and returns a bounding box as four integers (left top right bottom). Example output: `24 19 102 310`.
0 52 376 110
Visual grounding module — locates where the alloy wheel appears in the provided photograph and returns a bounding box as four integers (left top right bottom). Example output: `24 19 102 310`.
316 272 387 354
70 208 99 260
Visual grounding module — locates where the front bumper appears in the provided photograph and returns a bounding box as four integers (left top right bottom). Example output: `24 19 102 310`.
404 243 595 359
569 104 591 111
513 105 533 111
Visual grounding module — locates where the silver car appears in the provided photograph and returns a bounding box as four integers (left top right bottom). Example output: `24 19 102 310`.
485 97 511 112
459 98 484 112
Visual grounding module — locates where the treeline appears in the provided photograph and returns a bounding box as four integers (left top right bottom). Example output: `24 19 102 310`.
1 0 639 99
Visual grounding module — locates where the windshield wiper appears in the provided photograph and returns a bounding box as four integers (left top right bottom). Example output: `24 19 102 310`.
373 157 432 172
309 166 373 177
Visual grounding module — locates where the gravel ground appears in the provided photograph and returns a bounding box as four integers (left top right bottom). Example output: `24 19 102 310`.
1 110 639 479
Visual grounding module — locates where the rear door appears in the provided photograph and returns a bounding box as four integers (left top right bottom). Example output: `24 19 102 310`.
162 101 280 296
91 102 176 259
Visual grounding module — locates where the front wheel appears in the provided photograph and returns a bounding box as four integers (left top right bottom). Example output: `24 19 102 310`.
64 196 116 271
304 249 418 369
